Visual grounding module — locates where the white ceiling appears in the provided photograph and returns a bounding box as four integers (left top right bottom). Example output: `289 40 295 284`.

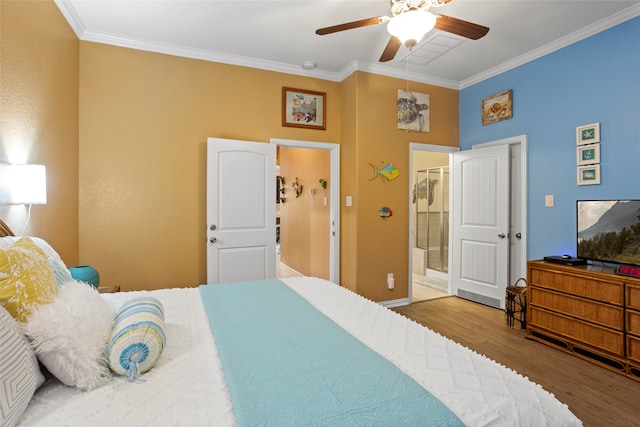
55 0 640 89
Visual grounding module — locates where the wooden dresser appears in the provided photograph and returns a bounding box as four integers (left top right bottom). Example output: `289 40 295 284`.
527 260 640 381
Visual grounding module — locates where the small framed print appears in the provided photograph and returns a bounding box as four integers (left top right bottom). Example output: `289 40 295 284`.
577 164 601 185
481 89 513 125
576 122 600 145
282 87 326 130
577 144 600 165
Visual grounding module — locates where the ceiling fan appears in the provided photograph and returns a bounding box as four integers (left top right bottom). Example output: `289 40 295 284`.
315 0 489 62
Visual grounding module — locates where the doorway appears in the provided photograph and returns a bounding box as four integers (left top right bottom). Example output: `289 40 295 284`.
471 135 528 294
450 135 527 309
270 138 340 284
409 143 458 303
416 166 450 276
409 137 527 307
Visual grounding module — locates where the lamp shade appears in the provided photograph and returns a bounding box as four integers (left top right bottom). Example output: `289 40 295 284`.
3 164 47 205
387 10 436 47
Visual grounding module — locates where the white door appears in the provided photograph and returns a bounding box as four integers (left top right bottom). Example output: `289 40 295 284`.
508 144 526 285
206 137 276 284
451 145 510 308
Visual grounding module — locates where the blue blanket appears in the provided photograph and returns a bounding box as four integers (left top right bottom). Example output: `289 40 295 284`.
199 280 463 426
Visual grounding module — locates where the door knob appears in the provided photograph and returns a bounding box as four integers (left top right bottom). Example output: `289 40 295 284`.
209 237 217 244
515 233 522 239
498 233 506 238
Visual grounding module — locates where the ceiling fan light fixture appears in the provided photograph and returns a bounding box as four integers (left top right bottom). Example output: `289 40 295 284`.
387 10 436 47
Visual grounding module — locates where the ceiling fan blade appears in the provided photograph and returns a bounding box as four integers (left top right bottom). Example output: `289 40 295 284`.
316 16 388 35
379 36 402 62
434 15 489 40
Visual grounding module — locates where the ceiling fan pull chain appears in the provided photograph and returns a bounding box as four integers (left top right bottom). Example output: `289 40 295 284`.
405 54 410 133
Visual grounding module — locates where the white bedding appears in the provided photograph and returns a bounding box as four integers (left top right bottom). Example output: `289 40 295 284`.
18 277 582 426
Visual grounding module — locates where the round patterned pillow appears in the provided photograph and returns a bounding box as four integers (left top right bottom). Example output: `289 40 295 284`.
106 297 166 381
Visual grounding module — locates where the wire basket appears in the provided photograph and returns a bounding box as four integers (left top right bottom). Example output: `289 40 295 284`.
505 278 527 330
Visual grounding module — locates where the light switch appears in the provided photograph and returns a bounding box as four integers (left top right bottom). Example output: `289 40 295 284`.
545 195 554 207
346 196 352 207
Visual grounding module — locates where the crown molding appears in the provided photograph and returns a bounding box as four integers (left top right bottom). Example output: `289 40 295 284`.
80 31 344 82
54 1 639 90
54 0 85 38
459 3 640 89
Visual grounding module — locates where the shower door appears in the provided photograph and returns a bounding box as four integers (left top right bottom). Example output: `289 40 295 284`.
415 167 449 273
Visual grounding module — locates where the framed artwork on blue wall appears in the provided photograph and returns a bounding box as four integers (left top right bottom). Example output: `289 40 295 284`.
577 144 600 165
481 89 513 125
576 122 600 145
577 164 601 185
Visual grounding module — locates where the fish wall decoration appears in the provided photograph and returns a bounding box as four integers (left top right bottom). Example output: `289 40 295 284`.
378 207 392 219
369 161 399 183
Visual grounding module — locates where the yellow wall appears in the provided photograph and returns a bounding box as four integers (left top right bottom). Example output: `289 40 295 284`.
2 0 460 301
349 72 458 301
78 42 342 291
0 0 79 264
339 73 359 292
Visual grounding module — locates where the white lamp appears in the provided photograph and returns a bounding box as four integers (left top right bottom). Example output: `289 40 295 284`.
387 10 437 48
0 164 47 235
4 164 47 205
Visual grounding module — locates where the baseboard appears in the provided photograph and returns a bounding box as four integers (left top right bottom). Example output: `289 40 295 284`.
380 297 410 308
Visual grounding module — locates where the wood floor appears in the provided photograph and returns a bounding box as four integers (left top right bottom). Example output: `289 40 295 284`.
393 296 640 427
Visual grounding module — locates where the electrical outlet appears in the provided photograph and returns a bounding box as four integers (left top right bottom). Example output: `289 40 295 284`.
387 273 394 289
545 194 554 207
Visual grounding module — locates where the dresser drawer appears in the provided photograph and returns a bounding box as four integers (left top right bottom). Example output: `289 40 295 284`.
627 335 640 363
627 283 640 311
627 310 640 337
530 287 623 330
529 267 623 305
530 306 624 356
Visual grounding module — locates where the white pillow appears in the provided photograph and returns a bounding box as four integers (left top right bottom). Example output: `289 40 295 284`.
22 280 116 391
0 305 44 426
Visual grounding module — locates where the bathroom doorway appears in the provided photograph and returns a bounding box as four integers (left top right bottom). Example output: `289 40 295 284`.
410 144 458 302
416 166 449 275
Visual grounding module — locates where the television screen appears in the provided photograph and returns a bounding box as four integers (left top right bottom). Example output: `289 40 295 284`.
577 200 640 265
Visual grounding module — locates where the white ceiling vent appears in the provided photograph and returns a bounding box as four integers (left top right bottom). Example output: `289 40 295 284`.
401 32 465 66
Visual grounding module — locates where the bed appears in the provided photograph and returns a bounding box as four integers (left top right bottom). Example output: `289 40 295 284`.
0 220 582 426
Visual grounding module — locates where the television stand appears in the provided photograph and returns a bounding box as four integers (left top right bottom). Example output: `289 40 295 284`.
527 260 640 382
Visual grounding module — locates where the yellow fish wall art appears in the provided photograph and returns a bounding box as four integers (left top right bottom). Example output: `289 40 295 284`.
369 161 400 183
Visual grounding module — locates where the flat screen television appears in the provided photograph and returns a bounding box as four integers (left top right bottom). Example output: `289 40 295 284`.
577 200 640 266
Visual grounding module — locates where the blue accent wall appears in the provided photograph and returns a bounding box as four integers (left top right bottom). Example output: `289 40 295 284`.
459 17 640 260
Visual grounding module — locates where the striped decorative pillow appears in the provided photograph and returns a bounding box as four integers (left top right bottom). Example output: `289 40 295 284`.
106 297 166 381
48 256 73 287
0 305 44 426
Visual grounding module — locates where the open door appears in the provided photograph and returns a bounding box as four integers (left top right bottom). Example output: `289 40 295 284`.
206 137 276 284
451 145 510 308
